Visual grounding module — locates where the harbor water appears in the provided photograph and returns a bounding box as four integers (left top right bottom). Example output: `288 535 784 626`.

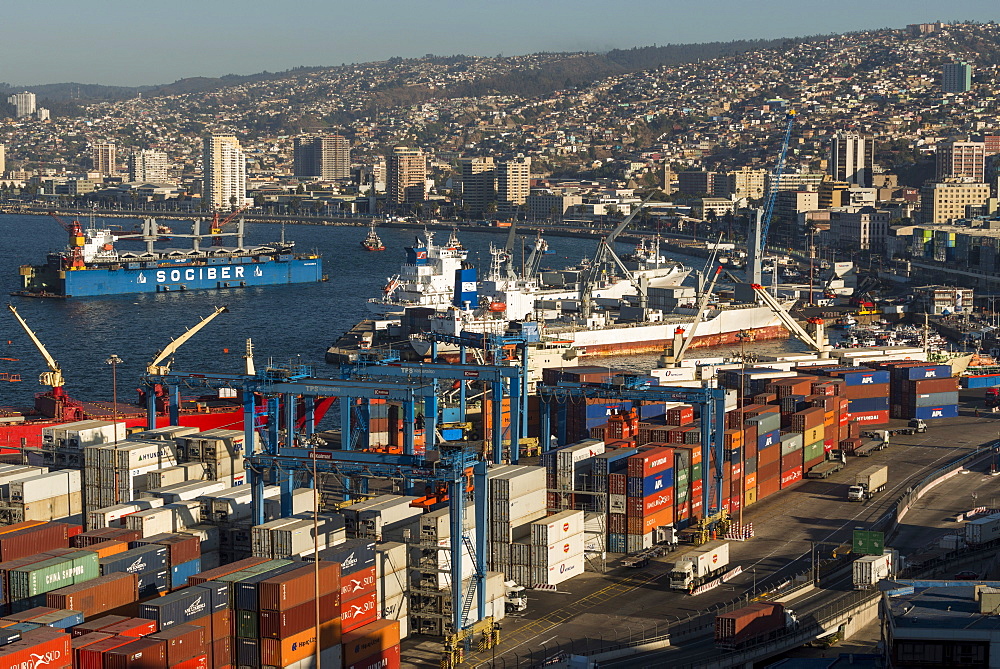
0 213 806 407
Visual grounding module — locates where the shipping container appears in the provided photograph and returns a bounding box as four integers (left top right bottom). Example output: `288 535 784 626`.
258 590 340 640
45 572 138 618
342 620 401 667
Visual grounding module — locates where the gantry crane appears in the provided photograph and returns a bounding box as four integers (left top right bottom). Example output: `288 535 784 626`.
664 265 723 366
209 205 250 246
6 305 83 421
47 211 86 269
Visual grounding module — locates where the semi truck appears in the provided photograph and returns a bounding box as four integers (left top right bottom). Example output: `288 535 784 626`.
806 450 846 479
847 465 888 502
965 513 1000 545
669 540 730 591
714 602 798 649
852 550 898 589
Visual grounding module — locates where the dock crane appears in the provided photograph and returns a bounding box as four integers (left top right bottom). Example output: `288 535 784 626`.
47 211 86 269
749 283 830 356
523 232 549 280
143 306 229 422
209 205 250 246
6 305 82 421
580 193 656 320
661 265 723 366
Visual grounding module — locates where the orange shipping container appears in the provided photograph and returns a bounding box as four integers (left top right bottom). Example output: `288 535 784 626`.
87 540 129 559
744 472 757 491
642 507 674 533
260 619 340 666
342 620 401 667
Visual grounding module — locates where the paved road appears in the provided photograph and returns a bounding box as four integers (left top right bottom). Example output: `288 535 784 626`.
401 412 1000 669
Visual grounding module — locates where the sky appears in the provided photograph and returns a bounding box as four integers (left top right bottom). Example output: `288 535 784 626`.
2 1 997 87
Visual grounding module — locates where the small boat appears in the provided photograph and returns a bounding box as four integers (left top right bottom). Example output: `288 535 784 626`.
362 223 385 252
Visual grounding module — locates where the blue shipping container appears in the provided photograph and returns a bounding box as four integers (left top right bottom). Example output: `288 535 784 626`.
626 470 674 497
192 582 230 614
100 545 168 576
136 569 170 597
758 429 781 449
904 365 951 381
608 533 627 553
839 370 890 386
913 405 960 420
139 587 211 630
318 539 376 576
848 397 890 412
170 558 202 590
963 374 1000 389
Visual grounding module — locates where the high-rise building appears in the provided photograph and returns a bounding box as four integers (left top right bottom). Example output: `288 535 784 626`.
203 134 246 211
829 133 874 188
715 167 766 200
920 179 991 224
497 155 531 211
128 149 170 183
92 143 117 177
936 139 986 182
387 147 426 205
942 61 973 93
6 92 35 119
293 134 350 179
459 157 496 216
0 144 5 176
677 171 715 195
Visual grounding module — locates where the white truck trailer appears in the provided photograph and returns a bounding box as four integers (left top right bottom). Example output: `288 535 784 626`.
847 465 888 502
965 513 1000 545
852 550 898 589
669 540 730 591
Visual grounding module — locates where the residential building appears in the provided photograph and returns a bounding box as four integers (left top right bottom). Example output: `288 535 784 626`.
128 150 170 183
387 146 426 205
773 189 820 245
828 206 889 251
677 171 714 195
0 144 5 176
818 180 851 209
293 134 350 180
92 143 117 177
773 171 826 192
497 155 531 211
693 198 735 219
36 108 49 122
829 132 874 187
203 133 247 211
985 136 1000 156
526 190 583 221
715 167 766 200
459 156 496 216
6 92 35 119
942 61 973 93
936 139 986 182
920 179 992 224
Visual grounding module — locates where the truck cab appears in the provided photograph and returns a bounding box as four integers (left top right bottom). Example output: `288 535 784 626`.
669 561 696 590
908 418 927 432
504 581 527 613
847 484 867 502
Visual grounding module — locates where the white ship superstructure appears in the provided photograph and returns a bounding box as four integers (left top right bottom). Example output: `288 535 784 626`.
367 229 468 315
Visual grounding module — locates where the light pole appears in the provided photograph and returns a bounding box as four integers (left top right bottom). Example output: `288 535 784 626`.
105 354 123 443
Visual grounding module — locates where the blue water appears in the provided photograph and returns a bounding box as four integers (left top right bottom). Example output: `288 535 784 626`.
0 214 657 406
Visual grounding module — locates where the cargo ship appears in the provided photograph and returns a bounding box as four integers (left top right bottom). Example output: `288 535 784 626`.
13 214 323 298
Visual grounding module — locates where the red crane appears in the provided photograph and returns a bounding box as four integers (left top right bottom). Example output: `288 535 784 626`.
47 211 87 269
209 205 250 246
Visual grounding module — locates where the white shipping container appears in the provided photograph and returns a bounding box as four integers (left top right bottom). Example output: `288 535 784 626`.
20 491 83 522
146 466 190 490
263 489 315 521
272 517 346 558
609 494 626 514
535 532 585 568
10 470 81 503
966 513 1000 545
112 441 179 469
501 488 547 523
64 421 125 449
488 466 547 499
87 499 165 530
252 517 301 558
530 510 585 546
166 501 202 530
0 467 49 497
419 504 476 540
545 550 585 586
180 524 222 553
126 508 174 537
148 480 227 503
129 425 199 442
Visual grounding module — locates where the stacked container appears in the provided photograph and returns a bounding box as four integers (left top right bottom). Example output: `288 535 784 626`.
619 448 674 553
83 439 179 515
486 466 547 579
529 509 584 586
176 429 255 486
882 362 958 420
0 470 82 525
100 544 170 599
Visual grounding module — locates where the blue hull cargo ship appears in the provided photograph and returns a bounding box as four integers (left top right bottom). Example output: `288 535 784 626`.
14 214 323 298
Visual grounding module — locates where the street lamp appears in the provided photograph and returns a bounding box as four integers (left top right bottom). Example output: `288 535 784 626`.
105 355 123 443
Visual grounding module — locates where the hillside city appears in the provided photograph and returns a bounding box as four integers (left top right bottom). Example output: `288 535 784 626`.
1 21 1000 259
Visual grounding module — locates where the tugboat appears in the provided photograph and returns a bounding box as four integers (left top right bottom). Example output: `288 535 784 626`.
361 223 386 252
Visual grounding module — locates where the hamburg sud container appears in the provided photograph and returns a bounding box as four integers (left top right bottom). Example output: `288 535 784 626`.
0 626 70 669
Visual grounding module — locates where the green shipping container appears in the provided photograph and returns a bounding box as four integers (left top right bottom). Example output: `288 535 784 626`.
10 552 99 600
676 467 690 503
216 559 294 608
804 439 824 463
236 609 258 639
691 462 702 481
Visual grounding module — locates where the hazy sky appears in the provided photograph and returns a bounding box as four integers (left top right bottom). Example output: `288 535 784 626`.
3 1 997 87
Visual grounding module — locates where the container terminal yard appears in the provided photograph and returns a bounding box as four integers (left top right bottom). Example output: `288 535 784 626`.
0 290 999 669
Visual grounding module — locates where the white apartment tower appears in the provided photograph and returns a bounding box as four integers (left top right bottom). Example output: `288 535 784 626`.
129 149 170 183
0 144 5 176
204 134 246 210
92 143 117 176
829 132 874 188
387 147 426 205
935 139 986 182
7 92 35 119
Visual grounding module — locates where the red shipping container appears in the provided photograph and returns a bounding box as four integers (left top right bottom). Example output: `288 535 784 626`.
259 591 341 640
258 562 341 612
73 528 141 548
626 447 673 478
690 479 703 517
848 410 889 425
608 513 626 534
757 442 780 467
0 523 70 562
133 534 200 567
46 572 139 619
186 557 270 585
342 620 401 667
103 637 166 669
78 635 135 669
780 465 803 489
170 654 208 669
341 590 378 634
211 636 230 668
758 474 780 499
149 623 206 666
72 632 114 665
259 619 340 667
209 609 230 641
346 643 402 669
608 474 626 495
99 618 159 638
341 565 376 603
0 628 71 669
758 460 781 484
1 606 58 623
665 405 694 426
71 615 131 637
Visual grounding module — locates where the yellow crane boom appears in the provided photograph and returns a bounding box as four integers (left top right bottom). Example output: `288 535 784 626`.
7 305 64 390
147 306 229 376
